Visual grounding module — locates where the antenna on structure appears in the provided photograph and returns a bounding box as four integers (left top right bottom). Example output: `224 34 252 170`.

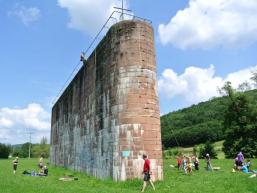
113 0 132 21
23 129 34 159
52 6 152 105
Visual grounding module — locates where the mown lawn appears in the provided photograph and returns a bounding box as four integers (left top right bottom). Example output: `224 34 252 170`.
0 158 256 193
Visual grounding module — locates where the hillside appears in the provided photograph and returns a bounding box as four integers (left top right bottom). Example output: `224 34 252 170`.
161 89 257 148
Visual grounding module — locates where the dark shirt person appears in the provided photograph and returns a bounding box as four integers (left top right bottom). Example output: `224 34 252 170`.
43 166 48 176
13 157 19 174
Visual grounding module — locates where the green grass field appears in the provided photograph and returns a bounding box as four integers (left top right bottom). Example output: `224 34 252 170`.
0 158 256 193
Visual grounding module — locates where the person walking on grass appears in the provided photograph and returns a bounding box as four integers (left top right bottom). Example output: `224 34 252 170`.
141 154 155 192
13 157 19 174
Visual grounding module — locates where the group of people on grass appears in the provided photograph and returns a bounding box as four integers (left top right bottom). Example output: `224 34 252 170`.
233 151 256 177
11 153 153 192
36 155 48 176
12 155 48 176
10 152 256 192
176 155 199 174
176 154 213 174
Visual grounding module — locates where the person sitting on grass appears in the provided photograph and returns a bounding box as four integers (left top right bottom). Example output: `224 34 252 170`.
237 162 257 174
205 154 212 171
38 165 48 176
141 154 155 192
241 165 250 173
43 165 48 176
245 159 251 170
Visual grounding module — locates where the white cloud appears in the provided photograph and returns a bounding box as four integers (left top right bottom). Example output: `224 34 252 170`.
158 0 257 49
0 103 50 144
0 118 13 128
158 65 257 104
58 0 130 35
8 4 41 26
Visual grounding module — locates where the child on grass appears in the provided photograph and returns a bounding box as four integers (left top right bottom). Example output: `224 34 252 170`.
186 156 193 174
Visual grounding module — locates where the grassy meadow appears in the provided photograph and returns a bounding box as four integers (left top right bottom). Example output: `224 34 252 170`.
0 158 256 193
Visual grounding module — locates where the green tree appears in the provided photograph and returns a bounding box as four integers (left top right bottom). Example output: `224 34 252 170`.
218 81 235 98
199 141 217 159
222 82 257 158
40 136 47 146
250 70 257 88
0 143 11 158
19 142 32 158
238 81 251 92
12 148 21 157
32 137 50 158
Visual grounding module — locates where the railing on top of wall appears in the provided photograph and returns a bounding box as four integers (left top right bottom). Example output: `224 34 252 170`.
52 11 152 105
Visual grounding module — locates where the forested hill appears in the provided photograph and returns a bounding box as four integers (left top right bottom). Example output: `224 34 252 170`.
161 89 257 149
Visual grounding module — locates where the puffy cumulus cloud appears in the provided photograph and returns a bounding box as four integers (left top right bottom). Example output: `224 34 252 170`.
226 66 257 88
58 0 131 35
158 69 188 98
8 4 41 25
0 103 50 144
0 117 13 128
158 65 257 104
158 0 257 49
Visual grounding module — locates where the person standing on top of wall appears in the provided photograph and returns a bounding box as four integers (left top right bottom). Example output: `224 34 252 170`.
141 154 155 192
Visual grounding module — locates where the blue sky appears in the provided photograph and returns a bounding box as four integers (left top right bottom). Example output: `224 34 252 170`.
1 0 257 144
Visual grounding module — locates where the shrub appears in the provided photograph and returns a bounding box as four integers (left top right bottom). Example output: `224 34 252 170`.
199 141 217 159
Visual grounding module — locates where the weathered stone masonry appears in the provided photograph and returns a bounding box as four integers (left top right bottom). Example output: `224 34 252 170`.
50 20 163 181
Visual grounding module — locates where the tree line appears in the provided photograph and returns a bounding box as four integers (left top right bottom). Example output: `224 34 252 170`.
0 137 49 159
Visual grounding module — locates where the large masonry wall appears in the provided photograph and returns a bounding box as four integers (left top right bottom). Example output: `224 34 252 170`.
50 20 163 181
